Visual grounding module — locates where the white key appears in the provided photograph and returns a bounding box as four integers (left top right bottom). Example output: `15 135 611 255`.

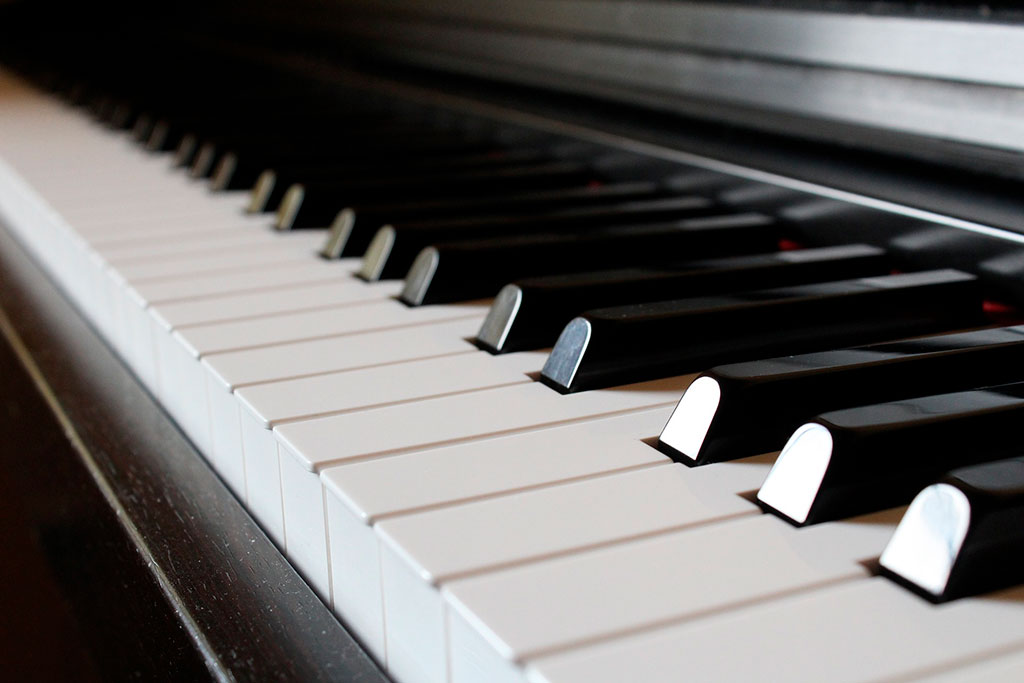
144 275 395 416
99 227 302 263
112 255 337 359
237 349 546 428
443 510 900 681
321 408 674 662
281 376 688 473
913 649 1024 682
242 350 545 602
48 188 250 218
266 378 687 620
201 317 484 536
373 458 771 683
111 232 323 280
158 304 486 454
149 279 403 330
176 299 487 357
526 579 1024 683
67 200 257 231
131 259 353 305
325 408 675 520
199 316 485 494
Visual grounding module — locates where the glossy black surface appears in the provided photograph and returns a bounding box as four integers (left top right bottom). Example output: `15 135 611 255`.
283 159 593 229
401 213 780 305
326 180 663 258
883 457 1024 602
664 324 1024 465
768 383 1024 526
541 269 984 393
479 244 888 353
249 147 552 211
0 303 207 682
366 195 719 282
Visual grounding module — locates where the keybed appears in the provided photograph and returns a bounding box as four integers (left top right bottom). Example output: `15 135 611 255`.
4 35 1024 683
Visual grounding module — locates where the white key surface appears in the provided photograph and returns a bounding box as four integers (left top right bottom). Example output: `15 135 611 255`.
176 299 487 357
279 376 691 472
443 510 900 662
9 70 1024 683
236 349 547 428
149 277 400 330
322 408 676 521
526 579 1024 683
202 316 485 389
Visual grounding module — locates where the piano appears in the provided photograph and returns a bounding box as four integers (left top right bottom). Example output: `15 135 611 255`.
2 1 1024 681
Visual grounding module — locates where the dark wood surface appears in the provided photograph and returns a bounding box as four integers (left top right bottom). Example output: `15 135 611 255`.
0 213 390 681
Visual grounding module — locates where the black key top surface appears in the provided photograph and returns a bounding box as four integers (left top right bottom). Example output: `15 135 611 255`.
757 382 1024 525
540 269 984 393
660 324 1024 466
880 457 1024 602
476 244 888 353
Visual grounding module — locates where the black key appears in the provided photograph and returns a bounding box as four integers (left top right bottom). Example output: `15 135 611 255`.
880 457 1024 602
207 132 504 190
399 213 779 305
660 325 1024 466
173 132 202 168
277 160 594 230
362 195 718 281
230 147 550 197
319 181 665 259
714 183 813 212
540 269 984 394
281 135 593 208
190 124 472 179
131 112 155 144
477 244 888 353
756 382 1024 526
147 118 189 152
107 100 137 130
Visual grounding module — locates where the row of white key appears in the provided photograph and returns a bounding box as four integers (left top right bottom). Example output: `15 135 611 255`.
4 71 1024 683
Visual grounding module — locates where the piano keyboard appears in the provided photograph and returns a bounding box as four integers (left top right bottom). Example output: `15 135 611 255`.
4 65 1024 683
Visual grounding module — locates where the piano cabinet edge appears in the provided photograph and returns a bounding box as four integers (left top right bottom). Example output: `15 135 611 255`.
0 216 391 683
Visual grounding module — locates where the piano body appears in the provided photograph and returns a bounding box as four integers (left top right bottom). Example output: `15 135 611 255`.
2 1 1024 681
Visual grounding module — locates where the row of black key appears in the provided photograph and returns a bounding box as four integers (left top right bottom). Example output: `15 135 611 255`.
58 57 1024 610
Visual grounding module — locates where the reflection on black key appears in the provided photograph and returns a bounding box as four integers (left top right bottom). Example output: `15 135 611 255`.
540 270 983 394
400 214 778 305
318 181 663 259
362 196 717 281
880 457 1024 602
714 183 812 211
757 382 1024 526
660 325 1024 466
277 160 592 230
477 244 888 353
